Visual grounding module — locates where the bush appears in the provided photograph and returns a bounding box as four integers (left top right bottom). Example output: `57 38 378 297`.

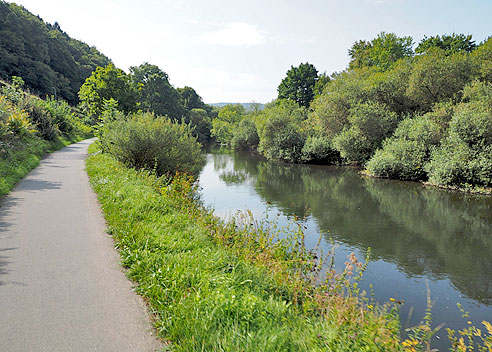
367 115 442 180
301 135 341 164
258 115 305 162
18 96 57 140
101 112 204 177
44 96 75 134
426 107 492 188
231 119 259 151
333 101 398 164
0 95 35 137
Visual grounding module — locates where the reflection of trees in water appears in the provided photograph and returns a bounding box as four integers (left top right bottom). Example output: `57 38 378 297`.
363 178 492 304
214 152 492 304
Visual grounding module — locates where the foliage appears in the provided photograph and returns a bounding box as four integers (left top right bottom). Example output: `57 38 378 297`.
307 69 374 138
0 1 111 104
78 63 138 123
367 114 442 180
406 49 473 112
472 36 492 82
258 114 305 162
231 118 259 152
301 135 341 164
178 86 208 112
187 108 212 144
211 119 235 145
16 94 56 140
257 100 307 162
210 104 246 145
217 103 245 123
99 112 203 177
130 62 185 120
416 33 477 54
0 95 34 136
348 32 414 71
333 101 398 164
44 96 75 134
277 62 319 107
426 106 492 188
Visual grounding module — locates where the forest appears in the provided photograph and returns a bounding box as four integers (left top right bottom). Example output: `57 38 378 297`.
0 1 111 104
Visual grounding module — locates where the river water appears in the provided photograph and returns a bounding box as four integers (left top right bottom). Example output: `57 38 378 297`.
198 149 492 349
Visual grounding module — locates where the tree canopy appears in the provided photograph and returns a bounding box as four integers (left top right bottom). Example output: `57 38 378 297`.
277 62 318 107
348 32 414 71
78 63 138 122
130 62 185 120
416 33 477 54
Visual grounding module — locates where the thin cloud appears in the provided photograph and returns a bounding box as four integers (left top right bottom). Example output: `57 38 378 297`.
197 22 266 47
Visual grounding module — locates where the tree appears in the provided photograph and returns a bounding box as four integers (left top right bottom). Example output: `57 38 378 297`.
406 49 473 111
187 108 211 144
277 62 318 107
348 32 414 71
332 101 398 164
178 86 206 111
416 33 477 54
130 62 185 120
313 72 331 96
78 63 138 122
210 104 245 145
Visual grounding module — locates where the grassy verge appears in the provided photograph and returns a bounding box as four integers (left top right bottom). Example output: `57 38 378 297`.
86 143 402 351
0 134 85 196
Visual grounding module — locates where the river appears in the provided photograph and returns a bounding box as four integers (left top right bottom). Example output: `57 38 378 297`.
197 149 492 349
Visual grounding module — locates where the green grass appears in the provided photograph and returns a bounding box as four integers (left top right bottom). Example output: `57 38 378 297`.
86 144 403 352
0 134 84 197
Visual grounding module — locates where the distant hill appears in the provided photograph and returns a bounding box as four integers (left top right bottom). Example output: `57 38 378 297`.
209 102 265 111
0 1 111 104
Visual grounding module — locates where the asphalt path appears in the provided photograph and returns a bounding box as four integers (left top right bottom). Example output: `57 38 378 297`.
0 139 162 352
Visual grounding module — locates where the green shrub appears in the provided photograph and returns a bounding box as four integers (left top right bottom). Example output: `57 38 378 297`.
0 95 35 137
211 118 234 145
44 96 75 134
333 101 398 164
258 115 305 162
18 96 57 140
367 115 442 180
101 112 204 176
301 135 341 164
426 107 492 187
231 119 259 151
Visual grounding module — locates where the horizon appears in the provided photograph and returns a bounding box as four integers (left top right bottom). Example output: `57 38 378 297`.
10 0 492 104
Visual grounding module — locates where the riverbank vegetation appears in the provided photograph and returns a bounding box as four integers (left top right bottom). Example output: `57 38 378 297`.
0 78 92 196
87 140 407 351
209 33 491 192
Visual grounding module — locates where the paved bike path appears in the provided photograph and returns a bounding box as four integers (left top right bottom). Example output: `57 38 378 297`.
0 139 162 351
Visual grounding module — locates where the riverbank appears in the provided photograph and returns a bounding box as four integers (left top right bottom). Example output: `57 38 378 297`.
85 143 403 351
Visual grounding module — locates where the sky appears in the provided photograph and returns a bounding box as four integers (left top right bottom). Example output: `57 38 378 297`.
11 0 492 104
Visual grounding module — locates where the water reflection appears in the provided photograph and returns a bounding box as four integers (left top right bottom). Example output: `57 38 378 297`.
199 151 492 346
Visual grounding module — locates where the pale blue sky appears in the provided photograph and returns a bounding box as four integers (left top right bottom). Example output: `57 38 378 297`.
12 0 492 103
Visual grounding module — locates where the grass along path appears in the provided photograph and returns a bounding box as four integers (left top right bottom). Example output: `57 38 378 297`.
86 144 402 352
0 134 85 197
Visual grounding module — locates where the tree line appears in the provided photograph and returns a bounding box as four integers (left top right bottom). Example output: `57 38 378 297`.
211 32 492 191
